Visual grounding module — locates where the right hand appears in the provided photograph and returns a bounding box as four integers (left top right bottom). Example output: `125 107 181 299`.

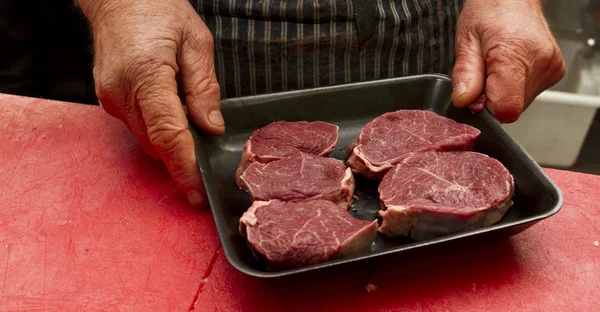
78 0 223 208
450 0 565 123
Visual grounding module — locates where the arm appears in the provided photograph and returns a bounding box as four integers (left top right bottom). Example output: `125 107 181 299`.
451 0 565 122
76 0 223 208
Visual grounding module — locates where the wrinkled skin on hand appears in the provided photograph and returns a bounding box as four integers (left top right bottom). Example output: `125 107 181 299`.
78 0 223 208
78 0 564 209
451 0 566 123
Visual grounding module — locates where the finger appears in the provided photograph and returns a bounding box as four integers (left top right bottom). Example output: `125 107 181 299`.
452 32 485 108
526 43 566 103
123 113 161 160
178 17 224 136
95 84 160 160
484 44 528 123
135 61 208 208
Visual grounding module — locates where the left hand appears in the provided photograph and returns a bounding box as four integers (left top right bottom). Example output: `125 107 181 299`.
451 0 566 123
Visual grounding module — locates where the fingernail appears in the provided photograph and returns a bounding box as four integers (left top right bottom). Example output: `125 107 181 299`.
186 191 205 208
208 110 224 127
454 82 467 96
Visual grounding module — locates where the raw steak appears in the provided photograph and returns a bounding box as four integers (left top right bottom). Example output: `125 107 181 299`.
347 110 481 179
239 153 355 209
378 151 514 241
239 199 378 269
235 121 339 185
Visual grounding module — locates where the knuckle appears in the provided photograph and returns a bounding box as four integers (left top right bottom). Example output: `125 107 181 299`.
548 56 566 88
146 115 188 156
170 158 198 187
550 49 566 76
180 40 215 83
179 17 219 103
534 43 559 72
545 60 566 89
535 42 565 89
119 41 179 94
125 62 178 112
92 64 124 117
557 59 567 78
199 27 215 47
125 58 166 92
92 41 178 108
537 44 556 63
487 42 528 69
132 65 166 95
146 117 198 185
93 64 119 98
188 74 221 101
186 17 215 47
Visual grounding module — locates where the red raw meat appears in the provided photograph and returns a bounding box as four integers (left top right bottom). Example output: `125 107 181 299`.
235 121 338 186
239 199 377 269
239 153 355 209
469 94 487 114
347 110 480 179
378 151 514 241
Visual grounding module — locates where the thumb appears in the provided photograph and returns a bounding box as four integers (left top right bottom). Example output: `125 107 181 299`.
451 32 485 108
178 18 224 136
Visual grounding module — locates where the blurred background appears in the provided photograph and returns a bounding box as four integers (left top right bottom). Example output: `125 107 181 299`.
0 0 96 105
0 0 598 174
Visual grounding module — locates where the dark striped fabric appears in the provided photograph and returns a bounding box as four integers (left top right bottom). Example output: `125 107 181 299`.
192 0 464 99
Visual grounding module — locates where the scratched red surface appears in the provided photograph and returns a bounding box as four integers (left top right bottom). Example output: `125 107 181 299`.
0 93 598 312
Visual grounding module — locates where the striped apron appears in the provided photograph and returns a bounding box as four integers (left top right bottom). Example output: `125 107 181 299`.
192 0 465 99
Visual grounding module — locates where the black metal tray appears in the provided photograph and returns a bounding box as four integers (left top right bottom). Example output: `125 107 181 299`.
191 74 563 278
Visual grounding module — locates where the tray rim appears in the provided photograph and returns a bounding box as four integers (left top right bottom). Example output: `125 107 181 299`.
194 74 564 278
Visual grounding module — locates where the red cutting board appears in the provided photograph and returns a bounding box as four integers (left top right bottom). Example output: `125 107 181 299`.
0 94 598 311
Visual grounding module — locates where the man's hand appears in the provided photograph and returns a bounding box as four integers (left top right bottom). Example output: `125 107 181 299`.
77 0 223 208
451 0 566 123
